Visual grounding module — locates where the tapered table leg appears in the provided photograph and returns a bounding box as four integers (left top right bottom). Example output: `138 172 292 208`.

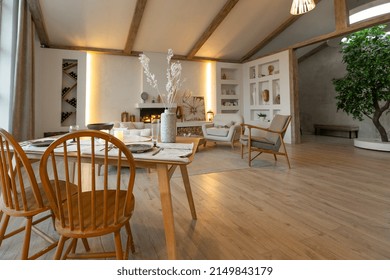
156 163 177 260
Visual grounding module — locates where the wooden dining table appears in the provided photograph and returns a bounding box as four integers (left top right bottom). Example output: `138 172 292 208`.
22 135 200 260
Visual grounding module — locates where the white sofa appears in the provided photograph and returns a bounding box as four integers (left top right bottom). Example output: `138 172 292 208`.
202 113 243 148
112 121 151 137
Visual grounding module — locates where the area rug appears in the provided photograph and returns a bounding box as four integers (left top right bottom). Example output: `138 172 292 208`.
185 144 250 176
135 143 252 178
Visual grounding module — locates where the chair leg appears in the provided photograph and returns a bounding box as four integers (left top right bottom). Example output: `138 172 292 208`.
114 230 124 260
71 238 78 253
0 213 10 246
21 217 33 260
285 153 291 169
241 144 248 159
280 140 291 169
82 238 91 252
273 154 277 161
55 235 67 260
125 222 135 258
248 148 252 167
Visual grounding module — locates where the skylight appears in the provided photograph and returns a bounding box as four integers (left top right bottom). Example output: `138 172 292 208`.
349 2 390 24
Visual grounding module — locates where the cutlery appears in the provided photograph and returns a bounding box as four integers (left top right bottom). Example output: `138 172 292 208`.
152 147 163 156
19 141 31 147
100 144 114 151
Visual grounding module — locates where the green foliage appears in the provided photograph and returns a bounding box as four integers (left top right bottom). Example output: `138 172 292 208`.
333 25 390 121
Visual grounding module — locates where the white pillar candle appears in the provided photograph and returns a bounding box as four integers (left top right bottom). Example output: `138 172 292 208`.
114 130 124 141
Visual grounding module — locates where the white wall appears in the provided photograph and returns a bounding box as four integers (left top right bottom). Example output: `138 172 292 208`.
35 49 214 137
35 48 86 137
87 53 142 124
140 52 213 106
0 0 17 130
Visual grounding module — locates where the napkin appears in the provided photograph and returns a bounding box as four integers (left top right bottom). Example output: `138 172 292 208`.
81 142 193 163
123 135 152 143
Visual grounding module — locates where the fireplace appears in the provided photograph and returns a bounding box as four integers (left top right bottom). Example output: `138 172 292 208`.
139 107 165 123
136 103 178 123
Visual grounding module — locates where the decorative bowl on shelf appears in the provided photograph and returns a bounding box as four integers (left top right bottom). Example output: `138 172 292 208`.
87 123 114 131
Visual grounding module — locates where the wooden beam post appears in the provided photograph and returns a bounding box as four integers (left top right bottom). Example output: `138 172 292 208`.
334 0 349 31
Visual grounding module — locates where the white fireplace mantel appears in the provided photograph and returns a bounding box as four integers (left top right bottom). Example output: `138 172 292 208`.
135 103 177 109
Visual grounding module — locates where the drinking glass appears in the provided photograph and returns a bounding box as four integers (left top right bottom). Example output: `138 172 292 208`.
69 125 79 133
151 119 160 147
69 125 79 142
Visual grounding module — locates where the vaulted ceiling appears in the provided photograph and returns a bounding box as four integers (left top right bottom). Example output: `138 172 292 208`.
27 0 390 63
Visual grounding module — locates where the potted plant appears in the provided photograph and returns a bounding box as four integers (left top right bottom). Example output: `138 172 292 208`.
257 113 267 121
332 25 390 142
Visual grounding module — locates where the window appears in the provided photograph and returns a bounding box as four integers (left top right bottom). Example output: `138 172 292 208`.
349 0 390 24
0 0 3 47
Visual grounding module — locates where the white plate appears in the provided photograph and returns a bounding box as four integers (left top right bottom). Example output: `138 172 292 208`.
126 144 153 153
30 139 55 147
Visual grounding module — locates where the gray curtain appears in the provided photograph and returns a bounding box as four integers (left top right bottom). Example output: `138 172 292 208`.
10 0 35 141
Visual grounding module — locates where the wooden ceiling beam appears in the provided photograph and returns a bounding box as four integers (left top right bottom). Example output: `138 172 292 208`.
124 0 148 55
186 0 240 59
291 13 390 50
48 44 126 56
240 0 323 62
27 0 50 47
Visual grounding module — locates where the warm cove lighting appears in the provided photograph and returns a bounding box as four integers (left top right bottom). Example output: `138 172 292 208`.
290 0 316 15
205 62 213 112
85 52 92 125
350 3 390 24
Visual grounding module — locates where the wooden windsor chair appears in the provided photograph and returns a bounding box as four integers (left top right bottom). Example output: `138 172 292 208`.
39 130 137 259
0 128 67 259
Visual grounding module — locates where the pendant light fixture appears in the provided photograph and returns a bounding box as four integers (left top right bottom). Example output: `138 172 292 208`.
290 0 316 15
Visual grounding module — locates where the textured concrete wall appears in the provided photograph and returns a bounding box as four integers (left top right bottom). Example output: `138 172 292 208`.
298 45 390 140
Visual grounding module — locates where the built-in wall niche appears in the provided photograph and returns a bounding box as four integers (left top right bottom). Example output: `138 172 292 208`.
61 59 78 126
243 50 291 143
216 63 242 114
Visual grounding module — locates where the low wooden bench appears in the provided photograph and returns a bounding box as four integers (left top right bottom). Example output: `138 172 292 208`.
314 124 359 139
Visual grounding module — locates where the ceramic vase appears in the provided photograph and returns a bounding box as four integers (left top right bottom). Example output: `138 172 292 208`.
160 108 176 143
262 89 270 103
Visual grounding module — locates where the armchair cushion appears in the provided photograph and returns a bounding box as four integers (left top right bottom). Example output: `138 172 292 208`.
251 136 279 152
265 115 289 143
202 113 244 148
214 120 235 128
206 127 230 137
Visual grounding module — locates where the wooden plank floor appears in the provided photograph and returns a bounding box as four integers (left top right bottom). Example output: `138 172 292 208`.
1 135 390 260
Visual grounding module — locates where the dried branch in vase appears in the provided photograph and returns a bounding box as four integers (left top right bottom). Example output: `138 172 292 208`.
139 49 186 109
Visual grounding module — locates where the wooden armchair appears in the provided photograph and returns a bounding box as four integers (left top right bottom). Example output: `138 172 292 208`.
39 130 137 259
0 128 59 259
241 115 292 168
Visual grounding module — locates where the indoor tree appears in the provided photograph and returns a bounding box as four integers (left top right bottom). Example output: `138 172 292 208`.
333 25 390 142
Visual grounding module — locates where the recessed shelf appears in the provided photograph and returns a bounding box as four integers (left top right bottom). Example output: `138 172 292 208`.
217 63 242 114
61 59 78 125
